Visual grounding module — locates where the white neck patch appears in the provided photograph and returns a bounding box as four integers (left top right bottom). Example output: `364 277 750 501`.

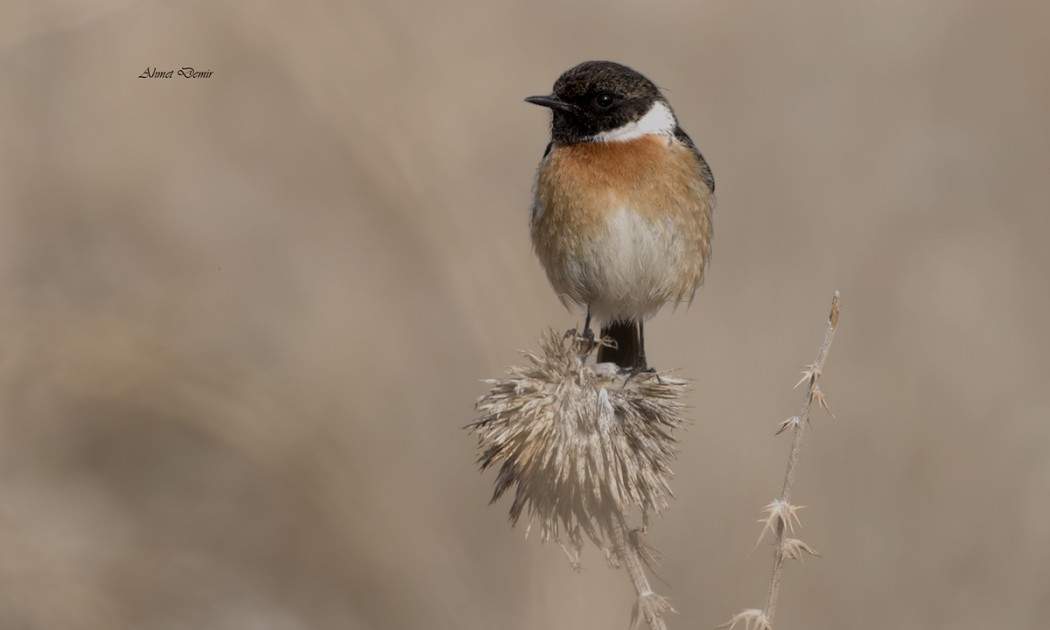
592 101 676 143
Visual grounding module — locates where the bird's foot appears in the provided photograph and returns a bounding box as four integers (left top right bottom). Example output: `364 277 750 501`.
564 326 598 357
581 326 595 352
622 358 660 386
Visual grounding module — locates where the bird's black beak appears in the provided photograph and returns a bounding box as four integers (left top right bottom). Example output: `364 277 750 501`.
525 94 576 113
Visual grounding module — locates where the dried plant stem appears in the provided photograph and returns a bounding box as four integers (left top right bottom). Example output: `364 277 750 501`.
612 519 668 630
762 291 840 624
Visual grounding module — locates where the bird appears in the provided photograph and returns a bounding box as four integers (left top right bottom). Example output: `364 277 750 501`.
526 60 715 371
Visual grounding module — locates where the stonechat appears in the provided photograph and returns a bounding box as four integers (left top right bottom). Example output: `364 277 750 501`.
526 60 715 370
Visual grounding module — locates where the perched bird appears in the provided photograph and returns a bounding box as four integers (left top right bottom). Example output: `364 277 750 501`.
526 61 715 371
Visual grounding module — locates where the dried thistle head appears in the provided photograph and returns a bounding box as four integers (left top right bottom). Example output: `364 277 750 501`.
469 330 690 560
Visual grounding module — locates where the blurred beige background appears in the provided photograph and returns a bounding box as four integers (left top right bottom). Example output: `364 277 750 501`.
1 1 1048 628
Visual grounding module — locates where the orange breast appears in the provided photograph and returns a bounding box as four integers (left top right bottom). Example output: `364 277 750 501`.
530 136 714 320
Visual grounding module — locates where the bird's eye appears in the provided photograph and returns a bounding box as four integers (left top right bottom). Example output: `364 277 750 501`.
595 94 616 109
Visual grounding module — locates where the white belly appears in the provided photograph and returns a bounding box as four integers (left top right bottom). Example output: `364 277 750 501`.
567 206 688 323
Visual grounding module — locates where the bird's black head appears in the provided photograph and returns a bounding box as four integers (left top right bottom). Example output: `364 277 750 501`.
526 61 671 144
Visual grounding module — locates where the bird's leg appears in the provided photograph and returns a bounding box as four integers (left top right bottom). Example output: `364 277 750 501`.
582 308 595 352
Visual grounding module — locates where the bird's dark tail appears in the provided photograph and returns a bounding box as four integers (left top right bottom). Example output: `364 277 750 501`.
597 319 645 370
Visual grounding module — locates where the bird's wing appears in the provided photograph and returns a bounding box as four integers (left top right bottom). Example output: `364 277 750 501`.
673 127 715 193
